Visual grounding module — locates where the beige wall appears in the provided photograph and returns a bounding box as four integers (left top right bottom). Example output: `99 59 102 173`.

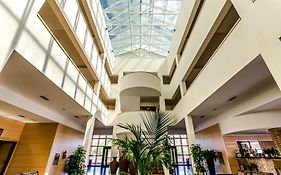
223 134 272 173
4 122 84 175
195 124 231 174
0 116 25 141
6 123 58 175
45 124 84 175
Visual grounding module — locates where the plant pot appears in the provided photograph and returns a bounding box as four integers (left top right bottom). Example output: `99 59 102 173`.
119 156 129 173
150 166 164 175
129 162 137 175
110 157 119 175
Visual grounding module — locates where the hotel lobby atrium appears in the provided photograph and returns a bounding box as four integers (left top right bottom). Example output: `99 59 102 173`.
1 0 281 175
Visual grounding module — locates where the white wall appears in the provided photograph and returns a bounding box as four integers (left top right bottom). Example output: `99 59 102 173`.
220 110 281 135
113 52 165 74
119 72 161 96
0 0 102 130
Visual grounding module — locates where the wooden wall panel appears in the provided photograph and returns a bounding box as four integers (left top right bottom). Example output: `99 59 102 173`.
45 124 84 175
6 123 58 175
0 116 25 141
223 134 272 173
196 124 231 174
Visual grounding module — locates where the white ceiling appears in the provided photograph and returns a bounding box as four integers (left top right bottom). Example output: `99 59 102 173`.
0 51 91 128
0 100 52 123
190 55 277 126
225 128 269 135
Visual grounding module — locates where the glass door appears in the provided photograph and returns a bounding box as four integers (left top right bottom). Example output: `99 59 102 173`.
101 146 111 174
87 135 112 175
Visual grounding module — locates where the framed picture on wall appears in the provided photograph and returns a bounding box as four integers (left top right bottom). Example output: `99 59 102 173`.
0 128 3 137
53 153 60 165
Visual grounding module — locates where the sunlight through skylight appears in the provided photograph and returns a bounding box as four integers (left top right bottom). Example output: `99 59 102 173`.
100 0 182 57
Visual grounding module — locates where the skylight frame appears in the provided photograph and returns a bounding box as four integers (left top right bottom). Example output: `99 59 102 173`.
100 0 182 57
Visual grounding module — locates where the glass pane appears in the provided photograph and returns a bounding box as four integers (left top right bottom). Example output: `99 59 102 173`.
175 139 181 145
90 147 98 155
176 146 182 155
96 156 103 164
92 139 99 145
181 138 187 145
182 146 189 155
106 139 112 146
99 139 106 146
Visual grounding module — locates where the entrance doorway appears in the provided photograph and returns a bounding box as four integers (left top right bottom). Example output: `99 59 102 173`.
87 135 112 175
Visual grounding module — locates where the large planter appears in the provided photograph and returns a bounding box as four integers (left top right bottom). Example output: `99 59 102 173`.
150 166 164 175
119 156 129 173
110 157 119 175
129 162 137 175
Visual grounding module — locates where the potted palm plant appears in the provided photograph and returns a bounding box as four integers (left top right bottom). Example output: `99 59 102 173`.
114 111 177 175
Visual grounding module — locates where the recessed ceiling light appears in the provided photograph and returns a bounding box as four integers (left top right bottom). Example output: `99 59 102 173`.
228 96 237 101
74 115 79 119
18 115 25 118
40 95 50 101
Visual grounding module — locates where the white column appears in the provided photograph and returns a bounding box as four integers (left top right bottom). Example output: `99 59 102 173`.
83 115 96 165
111 125 118 159
179 80 186 98
159 96 166 112
185 115 196 174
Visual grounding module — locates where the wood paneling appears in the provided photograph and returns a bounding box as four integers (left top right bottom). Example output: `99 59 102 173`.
223 134 272 173
46 124 84 175
0 116 25 141
196 124 231 174
6 123 58 175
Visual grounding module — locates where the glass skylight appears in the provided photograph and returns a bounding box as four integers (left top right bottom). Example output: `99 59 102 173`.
100 0 182 57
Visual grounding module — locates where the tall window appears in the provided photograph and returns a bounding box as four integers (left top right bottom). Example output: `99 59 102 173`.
89 135 112 166
169 134 191 175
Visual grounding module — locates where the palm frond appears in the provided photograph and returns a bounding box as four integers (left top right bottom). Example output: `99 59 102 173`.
140 111 177 145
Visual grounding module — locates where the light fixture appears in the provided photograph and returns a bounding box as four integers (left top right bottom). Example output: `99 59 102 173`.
228 96 237 101
40 95 50 101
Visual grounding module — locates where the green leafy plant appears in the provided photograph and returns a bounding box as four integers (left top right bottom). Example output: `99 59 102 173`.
202 149 217 175
191 145 206 174
114 111 177 175
64 146 86 175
